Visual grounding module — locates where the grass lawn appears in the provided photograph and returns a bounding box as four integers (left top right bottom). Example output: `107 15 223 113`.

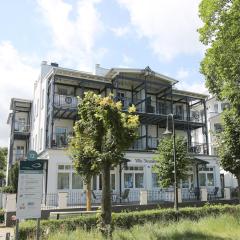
47 213 240 240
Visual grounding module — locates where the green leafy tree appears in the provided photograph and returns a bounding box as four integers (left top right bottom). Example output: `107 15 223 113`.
8 162 19 193
217 109 240 195
69 92 139 236
0 147 7 186
153 136 191 188
198 0 240 106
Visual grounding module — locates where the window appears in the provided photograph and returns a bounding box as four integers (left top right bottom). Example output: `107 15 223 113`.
41 89 44 109
72 173 83 189
199 167 215 187
39 128 43 150
214 123 223 133
55 128 67 147
58 88 68 95
99 174 102 190
92 175 97 190
182 174 194 189
214 104 218 113
17 118 26 132
124 173 133 188
16 146 24 160
152 173 160 188
36 99 39 117
175 105 184 119
135 173 144 188
221 103 230 111
57 172 69 189
117 92 125 107
111 174 115 190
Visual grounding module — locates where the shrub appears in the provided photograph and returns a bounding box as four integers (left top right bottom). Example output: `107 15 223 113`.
18 204 240 239
0 185 15 193
0 209 4 223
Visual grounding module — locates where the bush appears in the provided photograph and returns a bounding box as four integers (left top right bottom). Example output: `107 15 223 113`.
0 209 4 223
18 204 240 239
0 185 15 193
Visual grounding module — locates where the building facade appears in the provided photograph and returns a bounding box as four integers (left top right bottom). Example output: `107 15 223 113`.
7 62 222 201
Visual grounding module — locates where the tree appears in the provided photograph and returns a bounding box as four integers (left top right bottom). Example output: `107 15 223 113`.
8 162 19 193
198 0 240 107
0 147 7 186
69 92 139 236
153 136 191 188
217 109 240 196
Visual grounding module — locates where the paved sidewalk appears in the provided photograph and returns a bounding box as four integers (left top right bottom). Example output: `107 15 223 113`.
0 227 14 240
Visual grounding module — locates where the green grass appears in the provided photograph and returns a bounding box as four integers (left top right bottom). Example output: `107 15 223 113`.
46 214 240 240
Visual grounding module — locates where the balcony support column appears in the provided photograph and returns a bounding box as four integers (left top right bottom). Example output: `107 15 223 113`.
203 100 209 155
146 124 149 149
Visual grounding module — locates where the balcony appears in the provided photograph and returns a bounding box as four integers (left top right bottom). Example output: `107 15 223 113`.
130 136 160 151
52 132 73 148
15 154 25 161
188 142 208 155
54 94 79 109
14 122 30 133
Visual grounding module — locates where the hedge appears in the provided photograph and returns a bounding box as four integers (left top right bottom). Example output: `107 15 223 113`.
0 209 4 223
19 204 240 239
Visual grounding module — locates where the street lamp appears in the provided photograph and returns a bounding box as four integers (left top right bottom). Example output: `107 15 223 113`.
163 114 178 211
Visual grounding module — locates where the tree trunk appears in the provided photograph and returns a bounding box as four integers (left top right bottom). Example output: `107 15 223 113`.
100 162 112 237
86 177 92 211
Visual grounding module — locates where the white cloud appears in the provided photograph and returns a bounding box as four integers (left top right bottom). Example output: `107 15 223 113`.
37 0 106 71
117 0 203 61
177 81 208 95
111 26 129 37
0 41 38 146
176 68 189 80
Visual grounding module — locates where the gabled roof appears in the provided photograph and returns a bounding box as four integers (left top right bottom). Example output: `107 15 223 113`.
105 66 178 85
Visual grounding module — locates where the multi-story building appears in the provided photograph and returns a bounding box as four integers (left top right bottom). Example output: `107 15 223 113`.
6 62 221 201
204 96 237 189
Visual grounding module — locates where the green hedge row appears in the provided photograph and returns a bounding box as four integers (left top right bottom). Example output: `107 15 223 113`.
0 210 4 223
19 204 240 239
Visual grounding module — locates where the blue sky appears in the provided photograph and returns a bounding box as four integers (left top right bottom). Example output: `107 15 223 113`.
0 0 206 146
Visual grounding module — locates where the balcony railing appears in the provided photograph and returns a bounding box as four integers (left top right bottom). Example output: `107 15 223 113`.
129 136 160 150
52 132 73 148
189 142 208 155
14 122 30 133
54 94 79 108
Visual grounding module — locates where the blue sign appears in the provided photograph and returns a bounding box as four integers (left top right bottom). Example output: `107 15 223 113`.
27 150 38 161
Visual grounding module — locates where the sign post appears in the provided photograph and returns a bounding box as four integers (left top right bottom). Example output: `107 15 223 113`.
16 151 43 240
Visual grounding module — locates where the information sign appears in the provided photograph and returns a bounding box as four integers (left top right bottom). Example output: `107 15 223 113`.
16 160 44 220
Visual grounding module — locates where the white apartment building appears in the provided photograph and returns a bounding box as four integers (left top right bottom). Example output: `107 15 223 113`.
7 62 222 202
205 97 238 188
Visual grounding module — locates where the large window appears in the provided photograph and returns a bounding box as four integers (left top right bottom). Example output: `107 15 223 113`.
182 174 194 189
55 128 67 147
123 166 144 189
199 167 215 187
57 164 83 190
111 174 115 190
58 173 69 190
152 173 160 188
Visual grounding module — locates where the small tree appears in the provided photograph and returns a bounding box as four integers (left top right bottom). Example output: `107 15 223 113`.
153 136 191 188
69 92 139 236
217 108 240 198
0 147 7 186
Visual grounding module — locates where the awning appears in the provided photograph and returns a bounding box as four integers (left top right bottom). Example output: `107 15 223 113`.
192 157 209 165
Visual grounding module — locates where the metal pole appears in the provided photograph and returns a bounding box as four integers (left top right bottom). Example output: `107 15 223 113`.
172 114 178 211
119 164 122 203
15 219 19 240
36 218 40 240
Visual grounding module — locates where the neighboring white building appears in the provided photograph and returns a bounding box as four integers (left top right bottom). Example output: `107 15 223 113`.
205 96 238 189
6 62 222 201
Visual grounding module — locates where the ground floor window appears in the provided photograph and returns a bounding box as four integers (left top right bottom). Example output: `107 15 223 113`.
123 166 144 189
199 167 215 187
182 174 194 189
57 164 83 190
152 173 160 188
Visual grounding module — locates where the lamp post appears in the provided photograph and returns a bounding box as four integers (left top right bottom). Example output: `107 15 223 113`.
163 114 178 211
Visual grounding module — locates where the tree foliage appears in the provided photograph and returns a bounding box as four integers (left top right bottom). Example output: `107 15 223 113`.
0 147 7 185
153 136 191 188
8 162 19 193
69 92 139 235
199 0 240 106
217 109 240 186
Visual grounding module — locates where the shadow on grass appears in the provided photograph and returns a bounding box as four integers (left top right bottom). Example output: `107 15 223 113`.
150 231 231 240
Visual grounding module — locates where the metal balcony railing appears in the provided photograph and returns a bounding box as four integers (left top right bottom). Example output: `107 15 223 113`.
189 142 208 155
14 122 30 133
54 94 79 108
